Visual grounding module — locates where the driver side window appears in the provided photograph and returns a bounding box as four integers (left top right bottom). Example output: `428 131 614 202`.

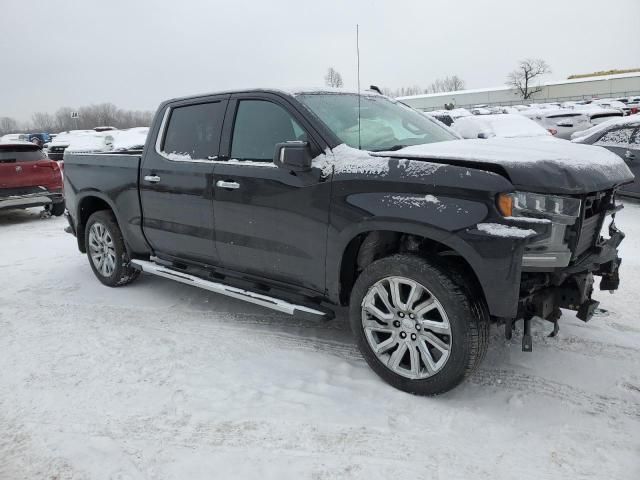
230 100 307 162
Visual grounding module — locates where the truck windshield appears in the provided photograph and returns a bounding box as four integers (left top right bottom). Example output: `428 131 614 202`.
296 93 456 151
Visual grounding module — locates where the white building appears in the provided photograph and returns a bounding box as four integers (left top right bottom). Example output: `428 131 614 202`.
398 72 640 111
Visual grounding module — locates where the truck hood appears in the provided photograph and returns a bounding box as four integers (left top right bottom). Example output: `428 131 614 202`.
374 137 634 194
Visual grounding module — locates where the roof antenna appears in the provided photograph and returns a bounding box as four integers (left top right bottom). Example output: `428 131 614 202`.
356 24 361 150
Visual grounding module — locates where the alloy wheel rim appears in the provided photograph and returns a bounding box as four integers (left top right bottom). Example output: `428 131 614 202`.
88 222 117 277
361 276 452 379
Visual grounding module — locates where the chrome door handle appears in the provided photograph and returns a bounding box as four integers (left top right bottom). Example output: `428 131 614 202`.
144 175 161 183
216 180 240 189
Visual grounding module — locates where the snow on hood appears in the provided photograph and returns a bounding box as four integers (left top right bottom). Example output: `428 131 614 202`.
373 137 634 194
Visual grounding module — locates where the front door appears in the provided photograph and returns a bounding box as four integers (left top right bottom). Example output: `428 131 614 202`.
595 125 640 197
212 94 332 293
140 96 229 264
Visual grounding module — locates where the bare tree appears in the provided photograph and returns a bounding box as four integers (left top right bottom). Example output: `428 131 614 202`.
507 58 551 100
31 112 56 132
426 75 466 93
0 117 20 136
324 67 344 88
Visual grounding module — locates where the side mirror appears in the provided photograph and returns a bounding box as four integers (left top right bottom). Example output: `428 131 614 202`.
274 141 312 171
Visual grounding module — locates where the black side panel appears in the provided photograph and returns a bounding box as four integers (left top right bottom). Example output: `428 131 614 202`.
63 152 150 255
139 96 229 265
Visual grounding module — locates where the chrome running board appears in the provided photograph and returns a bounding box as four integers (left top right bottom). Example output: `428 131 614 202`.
130 259 327 318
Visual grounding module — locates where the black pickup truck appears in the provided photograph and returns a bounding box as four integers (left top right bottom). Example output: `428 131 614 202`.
63 89 633 395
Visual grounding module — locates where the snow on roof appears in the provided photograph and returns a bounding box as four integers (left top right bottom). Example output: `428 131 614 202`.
571 114 640 142
0 140 40 148
398 71 640 101
452 114 550 139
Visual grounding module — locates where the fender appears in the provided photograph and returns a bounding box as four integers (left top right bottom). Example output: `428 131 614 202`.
325 205 527 319
73 189 151 256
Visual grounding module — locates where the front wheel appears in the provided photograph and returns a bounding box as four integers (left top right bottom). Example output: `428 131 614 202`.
85 210 140 287
349 254 489 395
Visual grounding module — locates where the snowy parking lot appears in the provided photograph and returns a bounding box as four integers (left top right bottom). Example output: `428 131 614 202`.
1 204 639 479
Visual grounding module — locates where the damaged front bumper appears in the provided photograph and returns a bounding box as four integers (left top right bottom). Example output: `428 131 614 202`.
513 217 624 349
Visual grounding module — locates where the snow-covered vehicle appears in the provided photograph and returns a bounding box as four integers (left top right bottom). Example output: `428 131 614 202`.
520 109 592 139
63 88 633 395
47 130 97 160
64 127 149 154
572 115 640 198
451 113 551 139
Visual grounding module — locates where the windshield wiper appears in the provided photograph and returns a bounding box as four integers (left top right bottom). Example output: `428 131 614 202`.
372 144 407 152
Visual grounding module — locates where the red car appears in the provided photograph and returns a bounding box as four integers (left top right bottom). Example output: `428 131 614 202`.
0 142 64 215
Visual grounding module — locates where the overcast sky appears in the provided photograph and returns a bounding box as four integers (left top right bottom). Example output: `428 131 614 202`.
2 0 639 121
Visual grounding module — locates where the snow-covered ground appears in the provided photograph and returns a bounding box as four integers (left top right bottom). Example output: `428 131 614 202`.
1 204 639 480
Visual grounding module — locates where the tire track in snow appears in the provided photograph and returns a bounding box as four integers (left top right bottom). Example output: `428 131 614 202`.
470 368 640 420
4 301 639 421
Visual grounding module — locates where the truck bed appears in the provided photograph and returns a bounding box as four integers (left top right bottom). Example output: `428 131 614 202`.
63 151 149 254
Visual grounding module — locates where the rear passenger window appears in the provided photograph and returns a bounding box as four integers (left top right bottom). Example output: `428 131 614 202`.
596 127 635 147
162 101 226 160
230 100 307 162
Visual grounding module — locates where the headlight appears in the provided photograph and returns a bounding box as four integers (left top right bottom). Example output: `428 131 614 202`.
497 192 581 220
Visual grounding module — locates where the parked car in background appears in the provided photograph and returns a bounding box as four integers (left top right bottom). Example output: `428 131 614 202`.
592 99 629 115
64 127 149 155
451 114 551 139
422 110 454 126
0 133 29 143
47 130 99 160
27 132 51 147
0 141 64 215
572 116 640 198
520 109 591 139
571 105 624 125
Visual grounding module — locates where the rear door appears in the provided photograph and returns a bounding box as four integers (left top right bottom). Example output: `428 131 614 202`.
0 144 58 192
211 93 332 293
140 95 229 265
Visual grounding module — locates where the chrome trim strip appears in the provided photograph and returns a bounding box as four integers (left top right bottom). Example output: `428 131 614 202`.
131 258 326 317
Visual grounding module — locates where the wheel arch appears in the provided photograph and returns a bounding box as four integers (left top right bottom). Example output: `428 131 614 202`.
327 220 517 318
75 192 120 253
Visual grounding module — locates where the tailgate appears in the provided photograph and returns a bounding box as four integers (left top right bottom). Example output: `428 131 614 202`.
0 144 59 190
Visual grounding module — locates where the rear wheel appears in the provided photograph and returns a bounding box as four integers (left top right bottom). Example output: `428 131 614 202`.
50 201 65 216
85 210 139 287
349 254 489 395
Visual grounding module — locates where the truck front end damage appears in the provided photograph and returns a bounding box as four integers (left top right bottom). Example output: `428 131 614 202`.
495 189 625 350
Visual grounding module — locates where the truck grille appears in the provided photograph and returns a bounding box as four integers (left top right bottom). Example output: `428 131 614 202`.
570 191 611 259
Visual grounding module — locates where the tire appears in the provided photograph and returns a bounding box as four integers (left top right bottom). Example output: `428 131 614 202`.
85 210 140 287
50 201 65 217
349 254 489 395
